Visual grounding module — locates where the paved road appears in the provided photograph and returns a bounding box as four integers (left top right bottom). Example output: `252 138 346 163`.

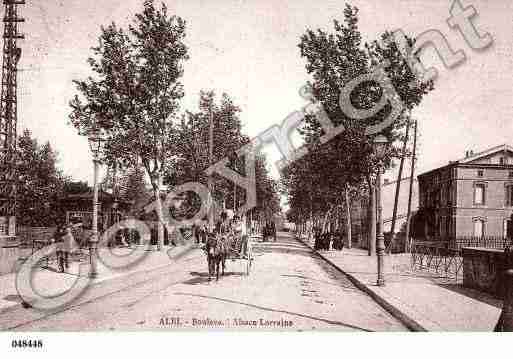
0 233 407 331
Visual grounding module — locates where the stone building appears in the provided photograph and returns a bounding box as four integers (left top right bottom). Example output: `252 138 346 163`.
416 144 513 239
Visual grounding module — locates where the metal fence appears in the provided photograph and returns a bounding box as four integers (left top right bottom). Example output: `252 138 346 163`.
411 236 513 280
450 236 512 250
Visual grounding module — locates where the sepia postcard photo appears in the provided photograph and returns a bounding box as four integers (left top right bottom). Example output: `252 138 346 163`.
1 0 513 355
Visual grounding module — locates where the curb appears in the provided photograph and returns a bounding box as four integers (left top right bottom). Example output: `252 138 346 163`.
294 235 427 332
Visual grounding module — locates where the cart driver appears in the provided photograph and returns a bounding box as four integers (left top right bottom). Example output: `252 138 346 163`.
232 215 248 258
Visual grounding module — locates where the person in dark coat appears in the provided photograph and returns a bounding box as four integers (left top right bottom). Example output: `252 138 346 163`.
332 230 344 250
313 227 322 250
322 232 330 250
53 224 66 272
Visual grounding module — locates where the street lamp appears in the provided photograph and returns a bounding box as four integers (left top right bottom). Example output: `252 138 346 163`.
87 126 104 279
374 134 388 287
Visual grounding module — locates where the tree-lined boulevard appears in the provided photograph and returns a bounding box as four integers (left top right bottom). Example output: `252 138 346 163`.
1 0 512 338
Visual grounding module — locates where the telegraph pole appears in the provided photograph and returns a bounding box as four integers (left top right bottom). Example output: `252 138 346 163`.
388 110 412 253
208 101 214 231
405 118 418 253
0 0 25 241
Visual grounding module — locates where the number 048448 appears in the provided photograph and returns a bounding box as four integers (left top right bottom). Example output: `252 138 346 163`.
11 339 43 349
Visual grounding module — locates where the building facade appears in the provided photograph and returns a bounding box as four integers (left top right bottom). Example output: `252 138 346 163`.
417 144 513 239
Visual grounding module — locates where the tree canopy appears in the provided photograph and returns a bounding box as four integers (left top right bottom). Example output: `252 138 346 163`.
16 130 67 226
283 4 433 230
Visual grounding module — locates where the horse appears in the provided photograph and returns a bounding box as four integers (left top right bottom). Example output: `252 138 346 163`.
205 233 233 281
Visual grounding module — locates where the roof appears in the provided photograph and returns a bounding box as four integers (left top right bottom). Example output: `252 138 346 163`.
63 189 132 204
419 144 513 179
456 144 513 164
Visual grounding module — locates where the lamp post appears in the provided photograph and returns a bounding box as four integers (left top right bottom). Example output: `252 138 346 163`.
374 134 388 287
87 127 104 279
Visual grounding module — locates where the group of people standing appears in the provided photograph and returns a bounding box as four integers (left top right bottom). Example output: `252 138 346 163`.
193 213 249 257
313 227 345 251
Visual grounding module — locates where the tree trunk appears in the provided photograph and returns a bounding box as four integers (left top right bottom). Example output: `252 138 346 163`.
345 186 352 249
151 174 165 251
322 208 329 234
366 176 376 256
308 209 314 241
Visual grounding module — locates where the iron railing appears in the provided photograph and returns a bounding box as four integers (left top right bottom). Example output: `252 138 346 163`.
450 236 512 250
411 236 513 280
411 241 464 280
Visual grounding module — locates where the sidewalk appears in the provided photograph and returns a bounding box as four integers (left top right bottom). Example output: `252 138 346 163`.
295 233 502 331
0 244 198 313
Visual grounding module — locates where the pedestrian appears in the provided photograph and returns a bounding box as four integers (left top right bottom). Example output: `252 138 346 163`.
53 223 65 271
332 230 344 251
233 215 248 258
57 225 75 273
201 224 208 243
313 227 321 250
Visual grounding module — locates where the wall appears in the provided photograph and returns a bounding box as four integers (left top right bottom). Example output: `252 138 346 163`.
0 227 56 276
463 247 511 298
456 166 513 237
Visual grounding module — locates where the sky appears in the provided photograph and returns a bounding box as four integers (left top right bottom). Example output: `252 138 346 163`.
10 0 513 190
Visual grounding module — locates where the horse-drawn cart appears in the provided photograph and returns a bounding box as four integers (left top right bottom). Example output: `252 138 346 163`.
228 234 253 276
205 232 254 280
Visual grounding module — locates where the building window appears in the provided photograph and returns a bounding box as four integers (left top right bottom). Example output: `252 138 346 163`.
474 183 486 205
506 185 513 207
505 219 513 239
500 157 505 165
449 182 455 205
473 219 485 238
477 170 484 177
509 171 513 179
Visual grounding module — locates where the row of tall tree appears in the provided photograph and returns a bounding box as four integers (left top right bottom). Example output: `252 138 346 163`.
68 0 280 248
281 5 433 248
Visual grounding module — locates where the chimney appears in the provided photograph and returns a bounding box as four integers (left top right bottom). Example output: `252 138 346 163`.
465 150 474 158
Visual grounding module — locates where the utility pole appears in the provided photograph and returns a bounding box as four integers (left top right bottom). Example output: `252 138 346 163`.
233 154 237 214
0 0 25 240
208 101 214 231
345 185 352 249
388 111 412 253
405 118 418 253
368 183 376 256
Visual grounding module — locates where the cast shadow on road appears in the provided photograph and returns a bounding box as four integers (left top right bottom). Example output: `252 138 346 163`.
172 292 373 331
253 244 314 259
184 271 246 285
280 274 358 292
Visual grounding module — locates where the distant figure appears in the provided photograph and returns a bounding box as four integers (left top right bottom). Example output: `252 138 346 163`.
313 227 322 250
56 226 75 272
271 221 277 242
332 230 344 251
233 215 248 258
